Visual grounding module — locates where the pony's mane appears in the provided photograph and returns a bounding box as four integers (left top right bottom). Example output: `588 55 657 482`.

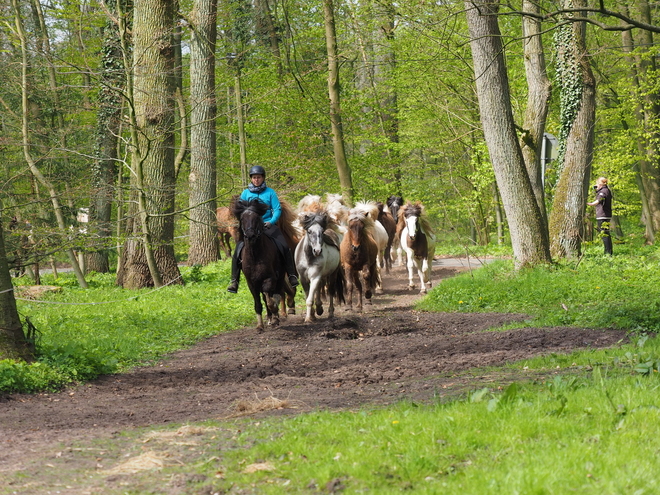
325 193 349 225
348 209 376 233
278 199 301 244
396 201 434 235
354 200 380 220
297 194 323 213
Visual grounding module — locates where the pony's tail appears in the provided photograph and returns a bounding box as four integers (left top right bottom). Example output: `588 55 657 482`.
331 265 347 305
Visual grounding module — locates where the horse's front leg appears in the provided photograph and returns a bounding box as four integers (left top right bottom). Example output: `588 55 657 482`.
343 267 354 311
266 293 281 326
406 254 417 290
305 277 322 323
250 287 265 331
422 257 432 290
354 273 364 312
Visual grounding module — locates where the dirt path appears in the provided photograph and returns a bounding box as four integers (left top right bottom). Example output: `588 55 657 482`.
0 262 627 478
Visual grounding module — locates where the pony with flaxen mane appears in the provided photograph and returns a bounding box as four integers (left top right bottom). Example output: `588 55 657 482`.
340 209 380 312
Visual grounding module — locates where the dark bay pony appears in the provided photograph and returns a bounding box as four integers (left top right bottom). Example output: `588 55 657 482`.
397 201 436 293
376 201 396 274
340 210 380 312
295 209 345 322
386 195 405 266
232 198 296 330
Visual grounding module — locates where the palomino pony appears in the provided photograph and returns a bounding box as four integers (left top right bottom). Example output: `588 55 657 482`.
216 206 239 258
386 195 405 266
232 198 296 330
340 209 380 312
295 209 345 322
397 201 436 293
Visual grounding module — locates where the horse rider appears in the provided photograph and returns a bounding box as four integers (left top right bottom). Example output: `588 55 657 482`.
227 165 300 293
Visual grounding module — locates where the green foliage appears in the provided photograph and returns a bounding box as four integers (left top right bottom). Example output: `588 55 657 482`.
418 247 660 332
3 261 258 393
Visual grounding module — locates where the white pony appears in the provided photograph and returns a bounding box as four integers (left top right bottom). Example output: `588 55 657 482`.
295 209 345 322
397 202 436 293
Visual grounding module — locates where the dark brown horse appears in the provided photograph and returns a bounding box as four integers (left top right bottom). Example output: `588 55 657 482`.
232 198 295 330
340 210 380 312
387 195 405 266
376 201 396 274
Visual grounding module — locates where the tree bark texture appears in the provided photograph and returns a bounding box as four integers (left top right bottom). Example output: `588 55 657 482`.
188 0 219 265
521 0 551 225
549 0 595 259
0 212 32 362
88 13 125 273
465 0 551 268
117 0 182 288
324 0 354 204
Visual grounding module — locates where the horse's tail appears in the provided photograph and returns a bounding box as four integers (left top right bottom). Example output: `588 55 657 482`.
331 264 347 305
278 199 301 248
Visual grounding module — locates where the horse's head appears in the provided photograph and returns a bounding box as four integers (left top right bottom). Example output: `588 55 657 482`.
347 211 373 251
234 198 268 242
387 195 404 221
300 211 328 257
402 203 422 240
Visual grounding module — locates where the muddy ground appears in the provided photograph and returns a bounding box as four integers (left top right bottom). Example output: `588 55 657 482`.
0 261 628 486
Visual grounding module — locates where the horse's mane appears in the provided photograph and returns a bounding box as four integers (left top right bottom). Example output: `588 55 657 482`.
278 199 301 245
348 209 376 235
297 194 323 213
354 200 380 220
325 193 349 225
396 201 434 235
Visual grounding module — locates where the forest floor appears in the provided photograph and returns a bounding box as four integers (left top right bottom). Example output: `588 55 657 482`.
0 259 628 493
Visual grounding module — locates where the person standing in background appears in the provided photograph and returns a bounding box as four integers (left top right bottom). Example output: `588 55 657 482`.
587 176 613 255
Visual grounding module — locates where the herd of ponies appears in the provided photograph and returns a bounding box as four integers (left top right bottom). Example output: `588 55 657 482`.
216 193 436 330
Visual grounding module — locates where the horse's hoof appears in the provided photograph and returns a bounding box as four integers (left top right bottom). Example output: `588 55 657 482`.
375 288 383 295
316 306 324 316
288 308 296 315
408 285 416 291
365 290 372 298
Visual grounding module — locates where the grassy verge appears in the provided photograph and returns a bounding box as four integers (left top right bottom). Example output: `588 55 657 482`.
2 261 259 392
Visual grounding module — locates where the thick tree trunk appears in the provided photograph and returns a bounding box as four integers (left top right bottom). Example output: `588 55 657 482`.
188 0 219 265
116 0 182 289
521 0 550 225
324 0 354 203
465 0 551 268
0 209 32 362
549 0 595 259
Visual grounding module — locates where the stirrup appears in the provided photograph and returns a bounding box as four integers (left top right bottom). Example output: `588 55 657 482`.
227 280 239 293
288 274 299 288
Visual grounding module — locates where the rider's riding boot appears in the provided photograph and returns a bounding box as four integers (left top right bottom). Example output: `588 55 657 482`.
284 248 299 288
227 242 243 293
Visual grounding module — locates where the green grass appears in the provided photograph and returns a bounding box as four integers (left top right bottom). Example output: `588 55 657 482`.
418 247 660 333
3 261 261 391
206 371 660 493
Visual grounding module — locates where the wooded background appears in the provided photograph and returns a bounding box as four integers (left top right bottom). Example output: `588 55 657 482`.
0 0 657 290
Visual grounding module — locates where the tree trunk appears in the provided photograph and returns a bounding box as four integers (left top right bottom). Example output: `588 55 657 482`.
521 0 550 225
0 204 33 362
116 0 182 289
548 0 595 259
88 10 125 273
188 0 219 265
465 0 551 268
324 0 354 203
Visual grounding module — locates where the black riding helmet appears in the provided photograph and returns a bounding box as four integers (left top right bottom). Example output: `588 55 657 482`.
249 165 266 177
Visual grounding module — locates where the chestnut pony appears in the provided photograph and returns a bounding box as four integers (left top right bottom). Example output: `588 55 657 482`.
340 210 380 312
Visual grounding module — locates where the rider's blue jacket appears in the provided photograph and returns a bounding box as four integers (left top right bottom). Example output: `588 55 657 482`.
239 185 282 224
